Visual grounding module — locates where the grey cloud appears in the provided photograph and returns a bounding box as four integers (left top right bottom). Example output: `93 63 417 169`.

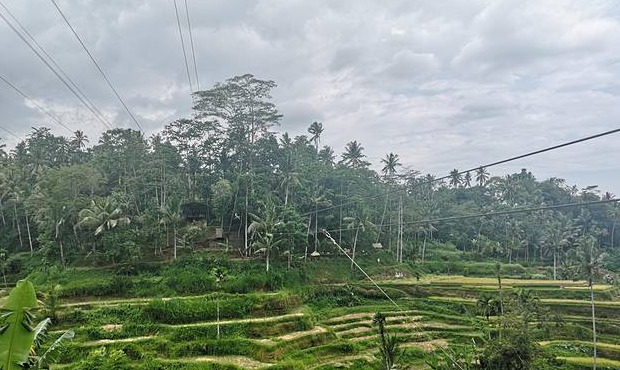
0 0 619 193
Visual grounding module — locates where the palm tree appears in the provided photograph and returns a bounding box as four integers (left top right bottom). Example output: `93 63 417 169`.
307 121 324 151
344 213 374 270
476 167 489 187
607 202 620 249
476 294 498 322
373 312 400 370
381 153 401 179
463 171 472 188
449 169 461 188
377 153 401 244
279 171 301 206
77 198 130 252
318 146 335 166
340 141 370 169
249 202 284 272
160 205 182 259
309 190 332 259
0 167 25 249
211 265 228 339
542 215 576 280
575 237 607 370
70 130 88 150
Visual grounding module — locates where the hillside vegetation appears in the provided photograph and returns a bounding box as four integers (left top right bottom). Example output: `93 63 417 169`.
0 74 619 369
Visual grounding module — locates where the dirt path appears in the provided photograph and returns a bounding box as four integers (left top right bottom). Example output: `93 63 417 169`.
159 355 271 369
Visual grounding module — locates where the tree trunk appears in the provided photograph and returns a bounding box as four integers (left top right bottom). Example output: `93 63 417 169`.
351 225 360 270
244 190 249 256
314 207 319 253
266 248 270 272
59 239 65 264
553 249 557 281
25 213 33 254
173 227 177 260
217 300 221 340
376 188 389 243
13 203 23 247
591 283 598 370
305 217 311 262
422 232 427 263
284 185 289 206
611 221 616 249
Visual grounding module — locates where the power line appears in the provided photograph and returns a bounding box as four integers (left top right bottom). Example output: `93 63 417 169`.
316 198 620 236
0 123 20 141
0 73 74 134
184 0 200 92
173 0 194 94
303 127 620 217
322 231 465 370
0 3 112 131
49 0 143 132
0 0 113 131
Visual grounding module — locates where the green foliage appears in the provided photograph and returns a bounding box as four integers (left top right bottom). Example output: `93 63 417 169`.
78 347 130 369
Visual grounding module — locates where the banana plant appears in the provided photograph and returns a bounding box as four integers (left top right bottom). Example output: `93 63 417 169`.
0 280 74 369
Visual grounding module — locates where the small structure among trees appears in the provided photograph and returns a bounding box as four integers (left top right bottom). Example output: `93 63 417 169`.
180 201 208 222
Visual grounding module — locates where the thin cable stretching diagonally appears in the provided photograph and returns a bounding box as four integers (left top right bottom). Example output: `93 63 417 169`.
0 6 106 132
302 126 620 217
322 230 465 370
280 198 620 237
174 0 194 94
0 123 21 140
184 0 199 91
0 0 113 130
49 0 143 132
0 74 73 133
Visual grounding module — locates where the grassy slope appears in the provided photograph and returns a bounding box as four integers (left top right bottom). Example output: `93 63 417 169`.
29 249 619 369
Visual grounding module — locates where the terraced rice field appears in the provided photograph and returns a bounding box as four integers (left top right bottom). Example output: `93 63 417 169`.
49 274 619 369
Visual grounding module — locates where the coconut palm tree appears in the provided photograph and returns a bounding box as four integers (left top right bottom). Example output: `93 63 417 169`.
574 237 607 370
77 198 130 252
344 213 375 270
249 202 284 272
449 169 462 188
463 171 472 188
373 312 401 370
607 202 620 249
160 205 182 259
340 141 370 169
381 153 401 179
318 146 335 166
541 214 576 280
307 121 324 151
476 167 489 187
70 130 88 150
0 167 25 249
477 294 500 323
279 170 301 206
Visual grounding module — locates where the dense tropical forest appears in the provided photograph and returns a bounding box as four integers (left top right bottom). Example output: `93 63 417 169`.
0 74 619 369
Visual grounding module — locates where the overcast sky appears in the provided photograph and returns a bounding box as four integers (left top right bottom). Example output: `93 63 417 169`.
1 0 619 193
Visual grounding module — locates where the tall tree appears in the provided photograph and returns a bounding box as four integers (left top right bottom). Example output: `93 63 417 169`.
249 201 284 272
307 121 324 152
574 236 607 370
476 167 489 187
340 141 370 169
449 169 462 188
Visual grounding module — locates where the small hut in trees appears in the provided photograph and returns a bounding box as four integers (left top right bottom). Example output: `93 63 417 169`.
181 201 208 222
